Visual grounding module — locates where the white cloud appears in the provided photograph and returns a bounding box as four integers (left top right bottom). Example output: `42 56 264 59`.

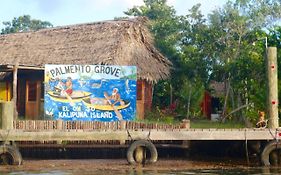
123 0 144 7
0 0 228 28
79 0 144 10
167 0 177 6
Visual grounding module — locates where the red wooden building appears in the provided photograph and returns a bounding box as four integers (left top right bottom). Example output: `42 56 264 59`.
201 81 225 120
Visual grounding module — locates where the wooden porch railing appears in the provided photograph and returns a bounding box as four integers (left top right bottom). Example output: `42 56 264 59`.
13 120 189 131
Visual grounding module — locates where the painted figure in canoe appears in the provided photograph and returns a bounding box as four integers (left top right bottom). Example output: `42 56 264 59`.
54 77 73 96
105 88 124 106
65 77 73 95
49 77 91 103
89 88 125 106
84 88 129 111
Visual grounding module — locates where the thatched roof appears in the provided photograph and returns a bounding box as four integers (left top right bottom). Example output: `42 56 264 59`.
0 17 171 83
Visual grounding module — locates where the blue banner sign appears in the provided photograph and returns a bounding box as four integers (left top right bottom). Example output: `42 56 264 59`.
44 65 137 121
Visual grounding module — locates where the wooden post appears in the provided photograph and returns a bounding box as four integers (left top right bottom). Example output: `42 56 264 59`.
267 47 278 128
1 101 14 130
12 62 19 120
170 83 173 106
57 119 63 130
119 121 126 145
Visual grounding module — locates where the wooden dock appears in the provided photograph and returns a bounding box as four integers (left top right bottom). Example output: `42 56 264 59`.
0 120 279 141
0 120 281 166
0 127 280 141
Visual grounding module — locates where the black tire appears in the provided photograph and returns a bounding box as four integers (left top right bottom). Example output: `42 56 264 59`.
0 145 22 165
127 140 158 165
261 141 281 166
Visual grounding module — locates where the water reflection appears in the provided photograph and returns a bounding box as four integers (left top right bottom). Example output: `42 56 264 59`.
3 158 281 175
6 168 281 175
127 168 281 175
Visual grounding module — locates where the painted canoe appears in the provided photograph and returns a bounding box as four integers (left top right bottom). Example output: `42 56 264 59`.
82 97 130 111
47 91 91 103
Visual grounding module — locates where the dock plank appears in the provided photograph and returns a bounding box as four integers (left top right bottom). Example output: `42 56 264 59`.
0 129 280 141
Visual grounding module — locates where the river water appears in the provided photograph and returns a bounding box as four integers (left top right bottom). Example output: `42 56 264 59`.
1 142 281 174
4 167 281 175
2 159 281 175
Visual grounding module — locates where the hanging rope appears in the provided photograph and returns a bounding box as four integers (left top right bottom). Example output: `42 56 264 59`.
244 129 250 166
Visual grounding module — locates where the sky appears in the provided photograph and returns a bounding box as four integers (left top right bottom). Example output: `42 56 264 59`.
0 0 228 28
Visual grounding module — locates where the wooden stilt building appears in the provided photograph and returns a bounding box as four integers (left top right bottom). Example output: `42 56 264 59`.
0 17 171 120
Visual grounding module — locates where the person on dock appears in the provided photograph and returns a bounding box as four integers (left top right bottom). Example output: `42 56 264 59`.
256 111 267 128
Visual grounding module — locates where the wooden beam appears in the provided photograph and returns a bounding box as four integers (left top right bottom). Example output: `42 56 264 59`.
0 129 280 142
7 65 44 70
0 65 44 72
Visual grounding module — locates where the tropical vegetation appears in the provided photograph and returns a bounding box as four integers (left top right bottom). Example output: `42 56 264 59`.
125 0 281 125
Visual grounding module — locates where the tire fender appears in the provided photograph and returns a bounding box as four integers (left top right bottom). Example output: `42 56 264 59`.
0 144 22 165
127 139 158 165
261 141 281 166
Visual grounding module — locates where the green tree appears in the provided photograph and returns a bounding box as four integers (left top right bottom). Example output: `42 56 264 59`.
206 0 281 122
177 4 212 118
1 15 53 34
125 0 281 123
125 0 208 117
125 0 182 109
125 0 180 59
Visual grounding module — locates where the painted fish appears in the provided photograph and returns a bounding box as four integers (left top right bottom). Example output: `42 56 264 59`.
92 79 107 88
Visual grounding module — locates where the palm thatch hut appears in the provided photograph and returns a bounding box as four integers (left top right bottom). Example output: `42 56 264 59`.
0 17 171 119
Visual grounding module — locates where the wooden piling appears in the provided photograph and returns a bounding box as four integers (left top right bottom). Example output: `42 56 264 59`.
267 47 279 128
1 101 14 130
12 62 19 119
57 120 63 130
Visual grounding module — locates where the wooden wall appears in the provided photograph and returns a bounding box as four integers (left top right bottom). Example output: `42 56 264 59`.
136 80 153 120
0 82 11 101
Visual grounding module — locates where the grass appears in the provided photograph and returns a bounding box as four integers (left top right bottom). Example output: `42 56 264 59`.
135 117 180 125
138 115 247 129
190 119 246 129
